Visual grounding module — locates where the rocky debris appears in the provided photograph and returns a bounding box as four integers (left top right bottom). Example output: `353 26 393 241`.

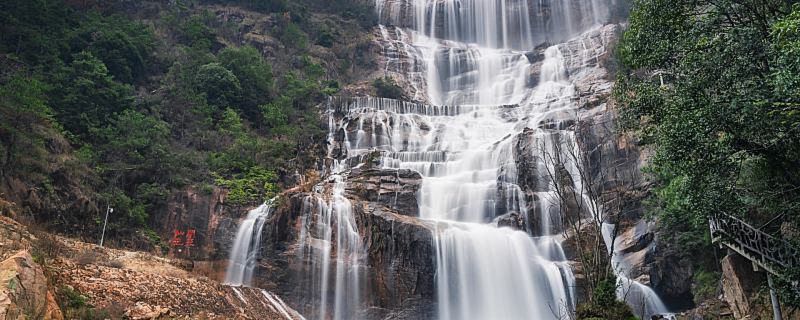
125 302 170 320
0 251 63 320
0 217 34 261
52 258 303 320
347 168 423 217
674 298 734 320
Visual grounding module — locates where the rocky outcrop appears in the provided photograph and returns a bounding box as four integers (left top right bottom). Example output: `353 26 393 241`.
346 168 422 217
252 172 437 319
0 251 63 320
152 186 240 282
357 204 437 319
558 24 621 111
720 253 764 319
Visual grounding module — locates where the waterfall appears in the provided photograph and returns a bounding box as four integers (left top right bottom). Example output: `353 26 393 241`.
291 0 673 318
602 223 674 319
295 173 365 320
225 200 275 286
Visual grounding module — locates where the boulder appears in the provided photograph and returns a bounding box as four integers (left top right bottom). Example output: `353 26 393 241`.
721 253 765 319
0 251 63 320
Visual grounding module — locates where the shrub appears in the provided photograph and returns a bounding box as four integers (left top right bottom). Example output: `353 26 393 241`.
76 251 98 265
373 77 405 100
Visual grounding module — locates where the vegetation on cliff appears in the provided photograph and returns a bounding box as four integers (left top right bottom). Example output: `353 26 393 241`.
616 0 800 306
0 0 374 247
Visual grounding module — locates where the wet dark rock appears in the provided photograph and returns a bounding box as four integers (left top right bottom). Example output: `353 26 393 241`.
494 212 525 231
252 188 437 319
648 244 695 310
358 204 437 317
151 186 240 279
346 168 423 217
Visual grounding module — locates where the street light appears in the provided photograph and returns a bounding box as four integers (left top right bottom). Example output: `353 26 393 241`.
99 204 113 247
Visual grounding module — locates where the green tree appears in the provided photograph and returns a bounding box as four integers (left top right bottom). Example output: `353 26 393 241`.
194 62 242 109
51 51 134 142
616 0 800 304
0 76 53 179
218 46 273 121
95 110 172 226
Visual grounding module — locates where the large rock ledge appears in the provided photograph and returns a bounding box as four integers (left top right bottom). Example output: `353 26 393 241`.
257 185 437 319
347 168 423 217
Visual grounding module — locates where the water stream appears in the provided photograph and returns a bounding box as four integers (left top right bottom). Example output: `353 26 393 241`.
225 200 275 286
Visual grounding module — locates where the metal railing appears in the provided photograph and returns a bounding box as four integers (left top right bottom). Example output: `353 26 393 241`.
709 212 799 276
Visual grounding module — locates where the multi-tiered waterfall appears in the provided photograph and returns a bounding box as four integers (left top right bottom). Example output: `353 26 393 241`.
225 0 674 319
367 1 601 319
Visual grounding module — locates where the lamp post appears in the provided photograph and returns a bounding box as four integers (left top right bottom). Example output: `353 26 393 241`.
99 205 113 247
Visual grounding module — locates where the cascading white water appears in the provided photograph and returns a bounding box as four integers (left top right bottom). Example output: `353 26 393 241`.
302 1 672 319
601 223 674 319
225 200 275 286
357 1 617 318
296 172 365 320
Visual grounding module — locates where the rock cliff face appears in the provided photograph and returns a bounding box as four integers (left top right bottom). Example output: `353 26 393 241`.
150 186 242 282
251 169 438 319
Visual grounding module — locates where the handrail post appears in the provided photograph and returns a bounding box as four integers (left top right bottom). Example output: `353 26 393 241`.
767 273 783 320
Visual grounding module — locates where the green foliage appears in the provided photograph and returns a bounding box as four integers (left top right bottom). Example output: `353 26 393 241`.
194 62 242 108
58 286 87 310
316 28 335 48
593 275 619 308
692 269 720 303
0 0 334 243
51 51 134 141
215 166 278 206
262 96 292 133
70 14 157 84
617 0 800 305
0 0 74 67
616 0 800 248
274 17 309 50
218 46 273 121
574 275 638 320
373 77 405 100
0 76 53 179
58 286 114 320
177 13 217 50
202 0 288 13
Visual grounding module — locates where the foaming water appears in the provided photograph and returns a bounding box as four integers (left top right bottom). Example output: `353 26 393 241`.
435 223 575 320
376 0 612 50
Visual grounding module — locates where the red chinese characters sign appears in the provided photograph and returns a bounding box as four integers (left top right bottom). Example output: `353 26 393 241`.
169 228 196 247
